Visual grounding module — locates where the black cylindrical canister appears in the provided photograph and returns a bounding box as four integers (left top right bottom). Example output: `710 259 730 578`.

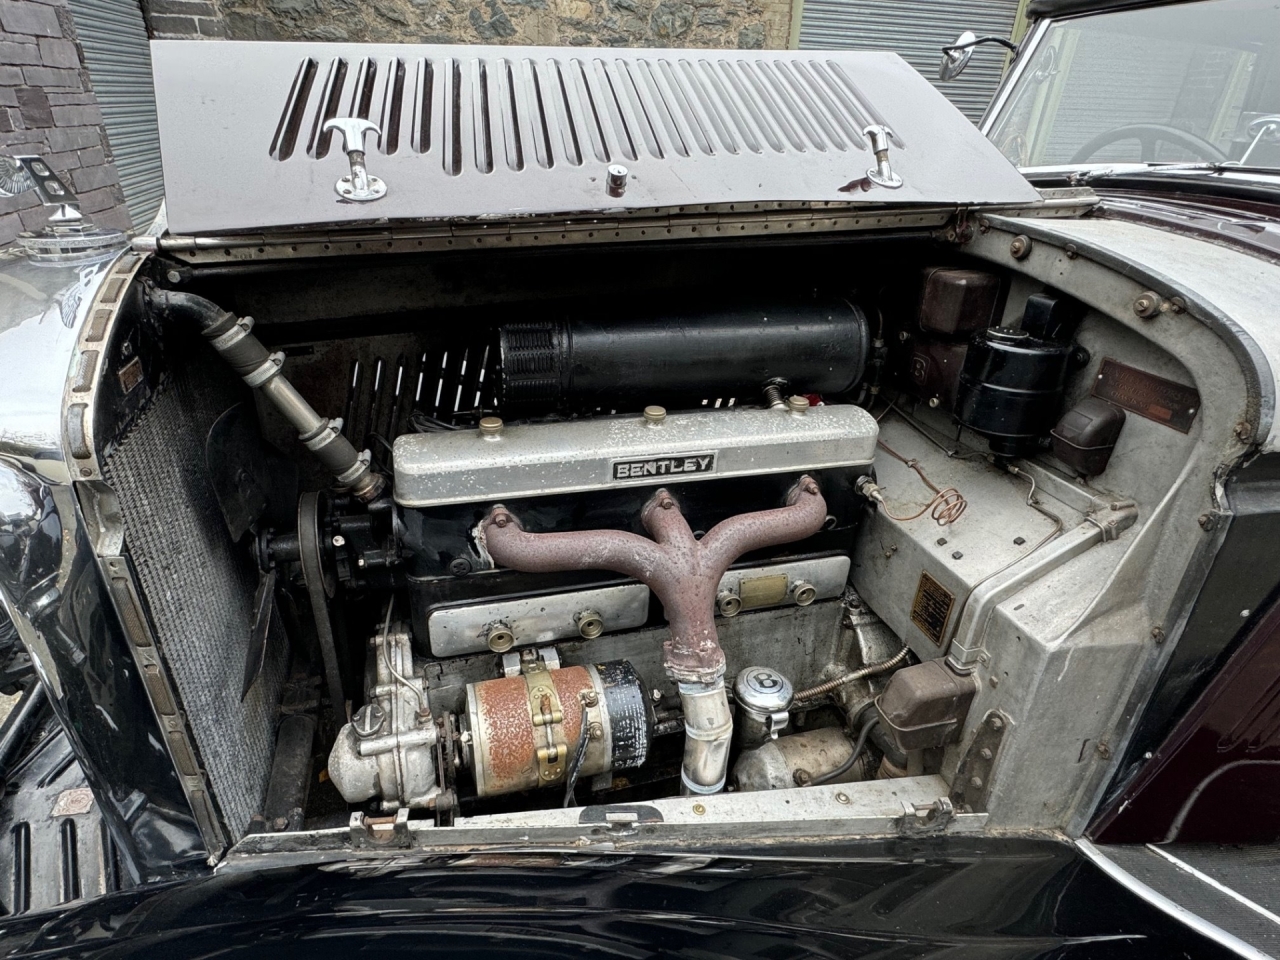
497 299 869 407
956 328 1073 456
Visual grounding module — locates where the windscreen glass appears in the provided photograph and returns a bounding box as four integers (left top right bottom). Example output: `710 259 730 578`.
989 0 1280 170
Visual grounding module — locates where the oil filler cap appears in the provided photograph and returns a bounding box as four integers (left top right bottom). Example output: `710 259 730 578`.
734 666 794 716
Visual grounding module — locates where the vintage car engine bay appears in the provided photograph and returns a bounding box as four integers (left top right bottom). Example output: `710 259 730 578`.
53 216 1253 865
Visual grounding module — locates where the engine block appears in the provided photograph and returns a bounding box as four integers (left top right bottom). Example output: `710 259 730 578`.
393 404 880 655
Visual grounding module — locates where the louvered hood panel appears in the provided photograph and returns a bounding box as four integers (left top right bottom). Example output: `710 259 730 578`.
151 41 1039 235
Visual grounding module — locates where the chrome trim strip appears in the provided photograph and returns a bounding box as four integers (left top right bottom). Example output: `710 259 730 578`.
100 554 229 858
1076 840 1271 960
1145 844 1280 928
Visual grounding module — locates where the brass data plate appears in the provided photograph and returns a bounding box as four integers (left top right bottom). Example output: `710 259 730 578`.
117 356 143 394
911 571 955 647
739 574 790 610
1092 358 1199 433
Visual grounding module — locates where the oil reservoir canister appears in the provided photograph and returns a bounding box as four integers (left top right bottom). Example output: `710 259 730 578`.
956 327 1073 456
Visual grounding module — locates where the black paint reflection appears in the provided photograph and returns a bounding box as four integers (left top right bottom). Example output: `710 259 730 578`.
0 840 1234 959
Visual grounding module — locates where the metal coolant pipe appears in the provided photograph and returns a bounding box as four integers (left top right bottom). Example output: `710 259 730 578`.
149 289 384 502
677 680 734 794
482 476 828 795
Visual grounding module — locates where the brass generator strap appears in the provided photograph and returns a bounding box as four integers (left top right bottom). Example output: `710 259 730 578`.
524 665 569 783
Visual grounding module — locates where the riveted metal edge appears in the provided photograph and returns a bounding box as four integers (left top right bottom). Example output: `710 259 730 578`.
61 252 146 481
100 554 230 857
148 194 1096 265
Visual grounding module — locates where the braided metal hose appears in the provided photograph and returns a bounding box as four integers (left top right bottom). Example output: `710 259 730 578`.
794 645 910 702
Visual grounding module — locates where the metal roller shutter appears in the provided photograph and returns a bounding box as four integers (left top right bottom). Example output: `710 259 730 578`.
798 0 1021 123
67 0 163 228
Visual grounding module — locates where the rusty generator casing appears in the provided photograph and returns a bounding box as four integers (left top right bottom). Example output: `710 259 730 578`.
463 660 651 797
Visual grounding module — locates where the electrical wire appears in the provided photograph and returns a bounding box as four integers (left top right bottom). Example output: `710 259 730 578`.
811 714 881 786
410 410 462 432
878 397 988 463
793 645 911 702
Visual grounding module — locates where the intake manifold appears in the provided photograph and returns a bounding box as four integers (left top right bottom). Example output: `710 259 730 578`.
480 476 827 795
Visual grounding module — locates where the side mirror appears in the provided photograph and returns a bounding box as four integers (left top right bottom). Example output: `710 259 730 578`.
939 32 1019 81
940 31 978 81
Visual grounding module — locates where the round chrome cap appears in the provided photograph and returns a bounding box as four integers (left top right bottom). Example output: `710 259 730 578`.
734 666 794 714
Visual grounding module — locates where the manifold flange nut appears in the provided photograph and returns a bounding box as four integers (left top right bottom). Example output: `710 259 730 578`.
486 622 515 652
575 610 604 639
717 591 742 617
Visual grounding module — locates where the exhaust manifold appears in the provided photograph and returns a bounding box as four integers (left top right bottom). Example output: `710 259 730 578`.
481 477 827 795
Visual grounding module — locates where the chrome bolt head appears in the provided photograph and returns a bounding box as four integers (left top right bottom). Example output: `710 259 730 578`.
1133 291 1161 319
606 164 629 196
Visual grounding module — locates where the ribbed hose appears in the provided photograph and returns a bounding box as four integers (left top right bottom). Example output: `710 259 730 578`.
794 645 910 702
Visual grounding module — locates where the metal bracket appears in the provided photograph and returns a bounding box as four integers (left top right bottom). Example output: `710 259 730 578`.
765 709 789 740
578 803 665 836
897 796 955 835
349 808 412 848
949 710 1009 813
863 125 903 189
322 118 387 203
1239 115 1280 166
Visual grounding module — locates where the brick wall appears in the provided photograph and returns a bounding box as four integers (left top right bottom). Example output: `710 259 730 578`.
141 0 225 39
0 0 129 245
143 0 796 52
